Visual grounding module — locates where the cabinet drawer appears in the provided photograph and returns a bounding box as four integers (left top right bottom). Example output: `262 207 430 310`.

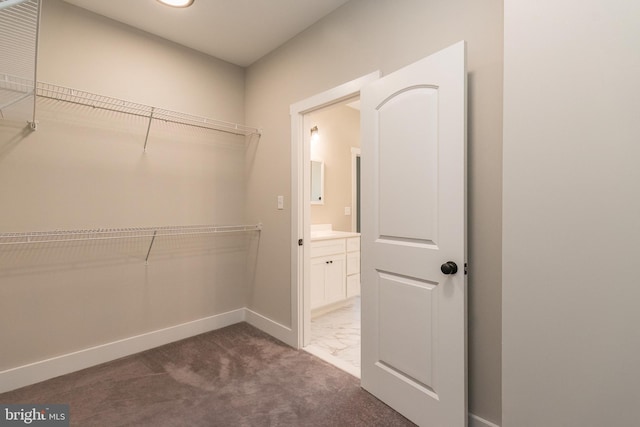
311 239 345 258
347 237 360 252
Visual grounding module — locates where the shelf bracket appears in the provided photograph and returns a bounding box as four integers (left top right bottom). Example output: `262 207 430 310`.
145 230 157 265
143 107 155 152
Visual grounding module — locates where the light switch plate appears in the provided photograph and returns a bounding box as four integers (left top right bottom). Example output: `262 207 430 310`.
344 207 351 215
277 196 284 210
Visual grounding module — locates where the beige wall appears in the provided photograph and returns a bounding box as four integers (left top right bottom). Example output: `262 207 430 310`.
245 0 503 423
503 0 640 425
0 0 251 370
309 103 360 232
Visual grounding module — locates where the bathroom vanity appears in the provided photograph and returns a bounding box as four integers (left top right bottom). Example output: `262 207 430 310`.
310 225 360 313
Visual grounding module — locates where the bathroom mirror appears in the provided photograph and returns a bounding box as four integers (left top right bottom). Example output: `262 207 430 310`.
311 160 324 204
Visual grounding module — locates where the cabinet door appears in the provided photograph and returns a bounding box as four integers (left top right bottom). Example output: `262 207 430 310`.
310 257 327 309
325 254 346 304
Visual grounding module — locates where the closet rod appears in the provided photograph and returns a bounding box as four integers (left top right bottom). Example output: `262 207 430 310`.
0 224 262 246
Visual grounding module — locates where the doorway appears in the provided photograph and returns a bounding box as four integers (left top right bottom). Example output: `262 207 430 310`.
291 43 467 425
289 72 380 376
302 98 361 377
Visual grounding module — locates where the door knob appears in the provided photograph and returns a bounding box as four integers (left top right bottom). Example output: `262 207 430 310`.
441 261 458 275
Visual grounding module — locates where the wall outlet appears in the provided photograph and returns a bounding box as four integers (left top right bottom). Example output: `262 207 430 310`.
344 207 351 215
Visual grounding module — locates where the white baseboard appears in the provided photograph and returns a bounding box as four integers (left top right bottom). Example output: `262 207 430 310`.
244 308 295 347
469 413 501 427
0 308 245 394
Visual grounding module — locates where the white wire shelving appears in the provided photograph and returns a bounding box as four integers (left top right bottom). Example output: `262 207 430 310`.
0 0 262 146
0 74 262 146
0 0 40 123
0 223 262 264
35 81 262 139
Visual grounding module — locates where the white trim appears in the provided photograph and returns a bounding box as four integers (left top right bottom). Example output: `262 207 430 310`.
290 71 381 349
469 413 501 427
350 147 361 232
244 308 295 347
0 308 245 394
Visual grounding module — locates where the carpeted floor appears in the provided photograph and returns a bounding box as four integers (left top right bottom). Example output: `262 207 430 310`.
0 322 415 426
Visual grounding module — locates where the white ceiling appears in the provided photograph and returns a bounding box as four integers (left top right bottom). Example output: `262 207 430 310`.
62 0 351 67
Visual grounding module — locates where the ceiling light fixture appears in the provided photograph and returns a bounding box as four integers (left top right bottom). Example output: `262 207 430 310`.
156 0 194 8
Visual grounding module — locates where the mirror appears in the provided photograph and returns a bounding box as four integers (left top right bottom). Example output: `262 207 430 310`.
311 160 324 204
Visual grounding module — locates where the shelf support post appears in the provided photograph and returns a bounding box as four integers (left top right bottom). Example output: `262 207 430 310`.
28 0 42 131
145 230 157 265
143 107 155 152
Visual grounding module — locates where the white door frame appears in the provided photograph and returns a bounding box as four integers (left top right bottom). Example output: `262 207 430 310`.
350 147 361 233
290 71 381 349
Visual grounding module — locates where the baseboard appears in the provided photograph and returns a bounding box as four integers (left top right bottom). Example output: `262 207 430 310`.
244 308 295 347
0 308 245 394
469 413 501 427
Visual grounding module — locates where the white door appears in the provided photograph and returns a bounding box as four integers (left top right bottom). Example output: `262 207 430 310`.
360 41 467 426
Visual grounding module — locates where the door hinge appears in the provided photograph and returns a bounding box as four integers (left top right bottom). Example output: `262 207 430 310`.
465 262 468 275
298 238 303 246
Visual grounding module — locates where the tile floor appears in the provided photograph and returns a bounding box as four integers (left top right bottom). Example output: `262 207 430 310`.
304 296 361 378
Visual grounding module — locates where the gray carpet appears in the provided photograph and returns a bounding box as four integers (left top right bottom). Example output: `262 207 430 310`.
0 322 415 426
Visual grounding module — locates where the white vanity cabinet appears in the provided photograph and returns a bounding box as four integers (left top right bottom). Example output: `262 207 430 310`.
310 230 360 311
346 237 361 297
310 254 346 310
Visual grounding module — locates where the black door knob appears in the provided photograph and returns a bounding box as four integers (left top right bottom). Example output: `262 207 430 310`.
441 261 458 275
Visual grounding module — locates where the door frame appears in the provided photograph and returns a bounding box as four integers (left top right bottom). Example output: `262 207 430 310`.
290 71 380 349
350 147 361 233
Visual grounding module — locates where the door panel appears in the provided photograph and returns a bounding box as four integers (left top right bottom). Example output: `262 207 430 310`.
378 86 439 244
361 41 467 427
378 272 437 389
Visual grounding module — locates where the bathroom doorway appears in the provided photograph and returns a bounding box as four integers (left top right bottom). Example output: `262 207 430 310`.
289 71 379 379
302 97 362 377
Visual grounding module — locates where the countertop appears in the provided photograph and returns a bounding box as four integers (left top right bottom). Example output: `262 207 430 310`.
310 230 361 241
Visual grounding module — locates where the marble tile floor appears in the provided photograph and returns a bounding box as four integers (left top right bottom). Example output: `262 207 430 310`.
304 296 361 378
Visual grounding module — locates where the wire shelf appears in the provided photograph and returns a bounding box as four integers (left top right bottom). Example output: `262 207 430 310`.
0 224 262 246
0 223 262 264
32 80 261 137
0 73 33 111
0 0 39 121
1 0 261 140
0 74 262 137
36 81 153 119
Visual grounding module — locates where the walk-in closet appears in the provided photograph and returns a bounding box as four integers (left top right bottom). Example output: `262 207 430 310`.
0 0 263 391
